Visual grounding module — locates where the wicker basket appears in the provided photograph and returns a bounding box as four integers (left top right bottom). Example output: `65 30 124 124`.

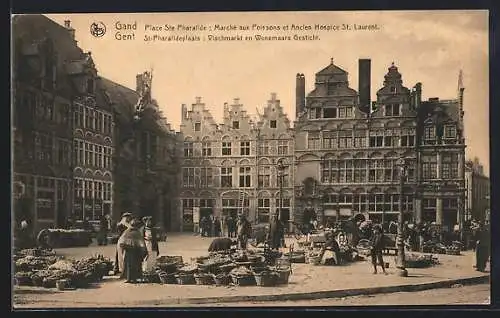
308 254 322 265
213 273 231 286
159 273 177 284
254 272 277 287
231 274 256 286
175 273 196 285
194 273 215 285
274 269 291 285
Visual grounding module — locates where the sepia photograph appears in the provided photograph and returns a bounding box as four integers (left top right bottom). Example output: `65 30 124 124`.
11 10 490 308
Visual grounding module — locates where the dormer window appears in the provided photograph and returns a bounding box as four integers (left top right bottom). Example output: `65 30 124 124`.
232 121 239 129
270 120 277 128
87 79 94 94
194 122 201 131
444 125 457 139
384 104 400 116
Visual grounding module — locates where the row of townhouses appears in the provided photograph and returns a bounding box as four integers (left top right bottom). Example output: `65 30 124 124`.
12 15 489 234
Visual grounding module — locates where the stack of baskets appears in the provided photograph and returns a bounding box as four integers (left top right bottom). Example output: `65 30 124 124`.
254 271 278 287
213 273 232 286
194 273 215 285
356 239 373 256
306 252 322 266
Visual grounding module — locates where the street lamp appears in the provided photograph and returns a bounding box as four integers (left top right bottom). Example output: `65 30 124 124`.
277 159 287 221
395 158 409 277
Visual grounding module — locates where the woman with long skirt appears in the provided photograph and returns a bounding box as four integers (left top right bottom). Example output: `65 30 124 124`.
114 213 132 276
142 217 160 273
118 218 147 283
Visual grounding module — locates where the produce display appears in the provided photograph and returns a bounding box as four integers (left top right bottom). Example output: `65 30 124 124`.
404 253 440 268
13 248 113 290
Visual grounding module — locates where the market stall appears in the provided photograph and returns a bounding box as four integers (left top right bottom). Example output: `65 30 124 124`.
13 247 114 290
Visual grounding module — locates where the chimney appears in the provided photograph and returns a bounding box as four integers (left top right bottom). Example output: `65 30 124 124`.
195 96 202 104
64 20 76 40
181 104 188 120
411 82 422 109
458 70 465 120
295 73 305 117
136 74 144 95
358 59 371 114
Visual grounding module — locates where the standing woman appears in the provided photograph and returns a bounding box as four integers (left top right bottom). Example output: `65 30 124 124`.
118 218 147 283
114 213 132 276
143 217 160 273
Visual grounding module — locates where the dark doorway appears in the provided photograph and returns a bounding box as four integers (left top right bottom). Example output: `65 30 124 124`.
279 208 290 223
200 207 213 219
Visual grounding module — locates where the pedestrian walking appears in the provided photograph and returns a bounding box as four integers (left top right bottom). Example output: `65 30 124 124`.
118 218 147 284
236 214 252 250
475 223 490 272
369 224 387 275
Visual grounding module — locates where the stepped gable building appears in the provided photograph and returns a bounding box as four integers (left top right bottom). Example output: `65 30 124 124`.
294 58 418 226
12 15 110 231
101 72 180 231
179 94 293 231
415 73 467 231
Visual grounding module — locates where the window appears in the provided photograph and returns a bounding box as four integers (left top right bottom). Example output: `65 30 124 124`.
307 131 320 149
257 198 271 223
338 107 353 118
240 141 250 156
368 193 385 212
422 155 438 179
384 159 396 182
270 120 277 128
258 166 271 188
338 159 353 183
354 131 366 148
202 141 212 156
322 131 337 149
444 125 457 141
259 140 269 155
194 122 201 131
323 108 336 119
321 159 338 183
232 121 239 129
87 79 94 94
278 140 288 155
390 86 396 93
369 159 384 182
222 142 232 156
182 167 195 187
200 167 213 187
384 104 401 116
221 168 232 187
97 145 103 168
85 143 91 165
424 126 436 145
74 104 83 128
95 112 102 132
369 130 383 147
78 140 84 165
441 153 459 179
384 130 399 147
184 141 194 157
239 167 251 187
338 131 352 148
278 166 290 187
401 128 415 147
354 159 367 183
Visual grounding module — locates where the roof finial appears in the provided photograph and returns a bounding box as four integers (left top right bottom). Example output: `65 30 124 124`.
458 69 464 90
391 61 395 67
330 58 334 64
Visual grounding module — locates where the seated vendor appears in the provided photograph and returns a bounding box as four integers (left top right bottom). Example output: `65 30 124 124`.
320 231 341 265
208 237 238 252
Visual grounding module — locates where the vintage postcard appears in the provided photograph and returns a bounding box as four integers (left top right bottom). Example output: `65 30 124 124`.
11 10 490 308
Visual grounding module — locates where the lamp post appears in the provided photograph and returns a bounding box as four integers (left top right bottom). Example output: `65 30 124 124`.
277 159 287 221
395 158 409 277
